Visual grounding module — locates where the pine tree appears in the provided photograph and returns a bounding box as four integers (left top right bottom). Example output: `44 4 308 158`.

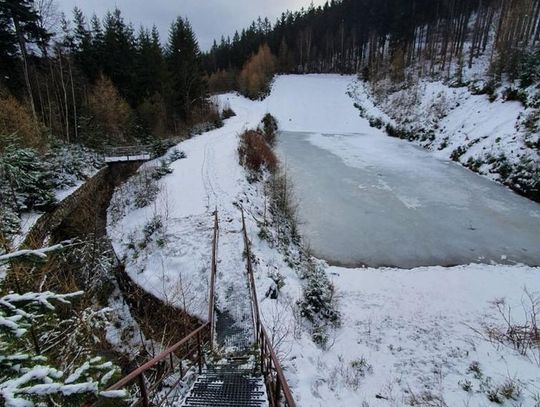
0 0 51 118
72 7 99 82
166 17 205 121
0 6 19 86
101 8 137 103
134 26 166 103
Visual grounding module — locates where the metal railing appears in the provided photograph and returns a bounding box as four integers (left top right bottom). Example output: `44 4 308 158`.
103 145 152 162
107 323 210 406
92 211 220 406
240 208 296 407
208 209 219 345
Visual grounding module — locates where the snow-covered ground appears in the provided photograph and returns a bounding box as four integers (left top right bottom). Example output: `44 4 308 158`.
107 74 540 406
288 264 540 407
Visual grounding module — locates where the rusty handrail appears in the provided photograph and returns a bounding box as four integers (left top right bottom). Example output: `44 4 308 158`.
208 209 219 345
240 207 296 407
108 323 210 392
95 210 220 406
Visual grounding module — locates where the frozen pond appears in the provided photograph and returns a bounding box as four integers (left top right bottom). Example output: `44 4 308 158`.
276 131 540 268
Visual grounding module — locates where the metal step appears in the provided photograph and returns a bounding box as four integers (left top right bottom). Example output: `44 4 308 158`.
182 356 266 407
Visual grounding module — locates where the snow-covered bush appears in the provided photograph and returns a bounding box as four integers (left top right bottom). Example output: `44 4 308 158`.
133 172 160 209
150 138 177 158
141 215 164 248
45 142 103 189
0 290 123 406
0 137 104 245
503 87 528 106
265 270 285 299
297 260 340 347
221 106 236 120
109 167 165 226
0 136 56 212
151 160 173 180
260 113 278 146
168 148 186 162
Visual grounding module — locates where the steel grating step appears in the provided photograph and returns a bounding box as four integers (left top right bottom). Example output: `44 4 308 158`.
181 356 267 407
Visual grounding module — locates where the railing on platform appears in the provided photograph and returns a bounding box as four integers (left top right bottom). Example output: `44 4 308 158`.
241 208 296 407
92 211 220 407
103 145 152 163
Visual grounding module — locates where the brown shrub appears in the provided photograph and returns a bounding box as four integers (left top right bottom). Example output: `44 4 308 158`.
238 44 277 99
238 129 278 173
0 94 43 150
88 75 132 144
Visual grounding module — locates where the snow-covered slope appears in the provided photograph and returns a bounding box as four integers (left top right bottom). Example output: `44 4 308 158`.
107 75 540 406
350 78 540 200
264 74 372 134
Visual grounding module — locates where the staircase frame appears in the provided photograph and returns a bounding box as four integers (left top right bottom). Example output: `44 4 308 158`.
241 208 296 407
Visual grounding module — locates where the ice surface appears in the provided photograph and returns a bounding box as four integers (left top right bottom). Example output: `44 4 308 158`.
277 131 540 268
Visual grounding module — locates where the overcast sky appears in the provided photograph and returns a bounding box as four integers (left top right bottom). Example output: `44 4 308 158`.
54 0 326 51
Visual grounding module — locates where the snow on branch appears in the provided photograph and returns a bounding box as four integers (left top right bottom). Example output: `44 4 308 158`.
0 360 124 406
0 240 77 263
0 291 83 337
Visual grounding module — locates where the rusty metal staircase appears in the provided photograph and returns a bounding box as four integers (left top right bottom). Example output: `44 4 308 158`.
90 209 295 407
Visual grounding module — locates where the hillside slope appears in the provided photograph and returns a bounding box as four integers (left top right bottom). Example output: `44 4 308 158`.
350 77 540 201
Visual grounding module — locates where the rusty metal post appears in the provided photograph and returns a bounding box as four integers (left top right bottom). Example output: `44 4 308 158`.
197 333 203 374
275 374 282 404
260 327 265 374
137 374 149 407
208 209 218 349
169 352 174 370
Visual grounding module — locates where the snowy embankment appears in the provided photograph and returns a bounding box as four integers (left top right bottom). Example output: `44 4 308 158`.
350 78 540 200
107 75 539 406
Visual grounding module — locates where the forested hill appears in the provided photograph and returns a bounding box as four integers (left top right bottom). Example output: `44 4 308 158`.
203 0 540 80
0 4 215 150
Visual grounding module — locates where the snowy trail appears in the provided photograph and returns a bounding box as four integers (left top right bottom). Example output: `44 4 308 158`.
109 92 267 325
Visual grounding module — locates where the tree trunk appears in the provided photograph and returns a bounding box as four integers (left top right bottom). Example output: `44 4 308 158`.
57 51 70 142
67 57 78 140
12 16 37 121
